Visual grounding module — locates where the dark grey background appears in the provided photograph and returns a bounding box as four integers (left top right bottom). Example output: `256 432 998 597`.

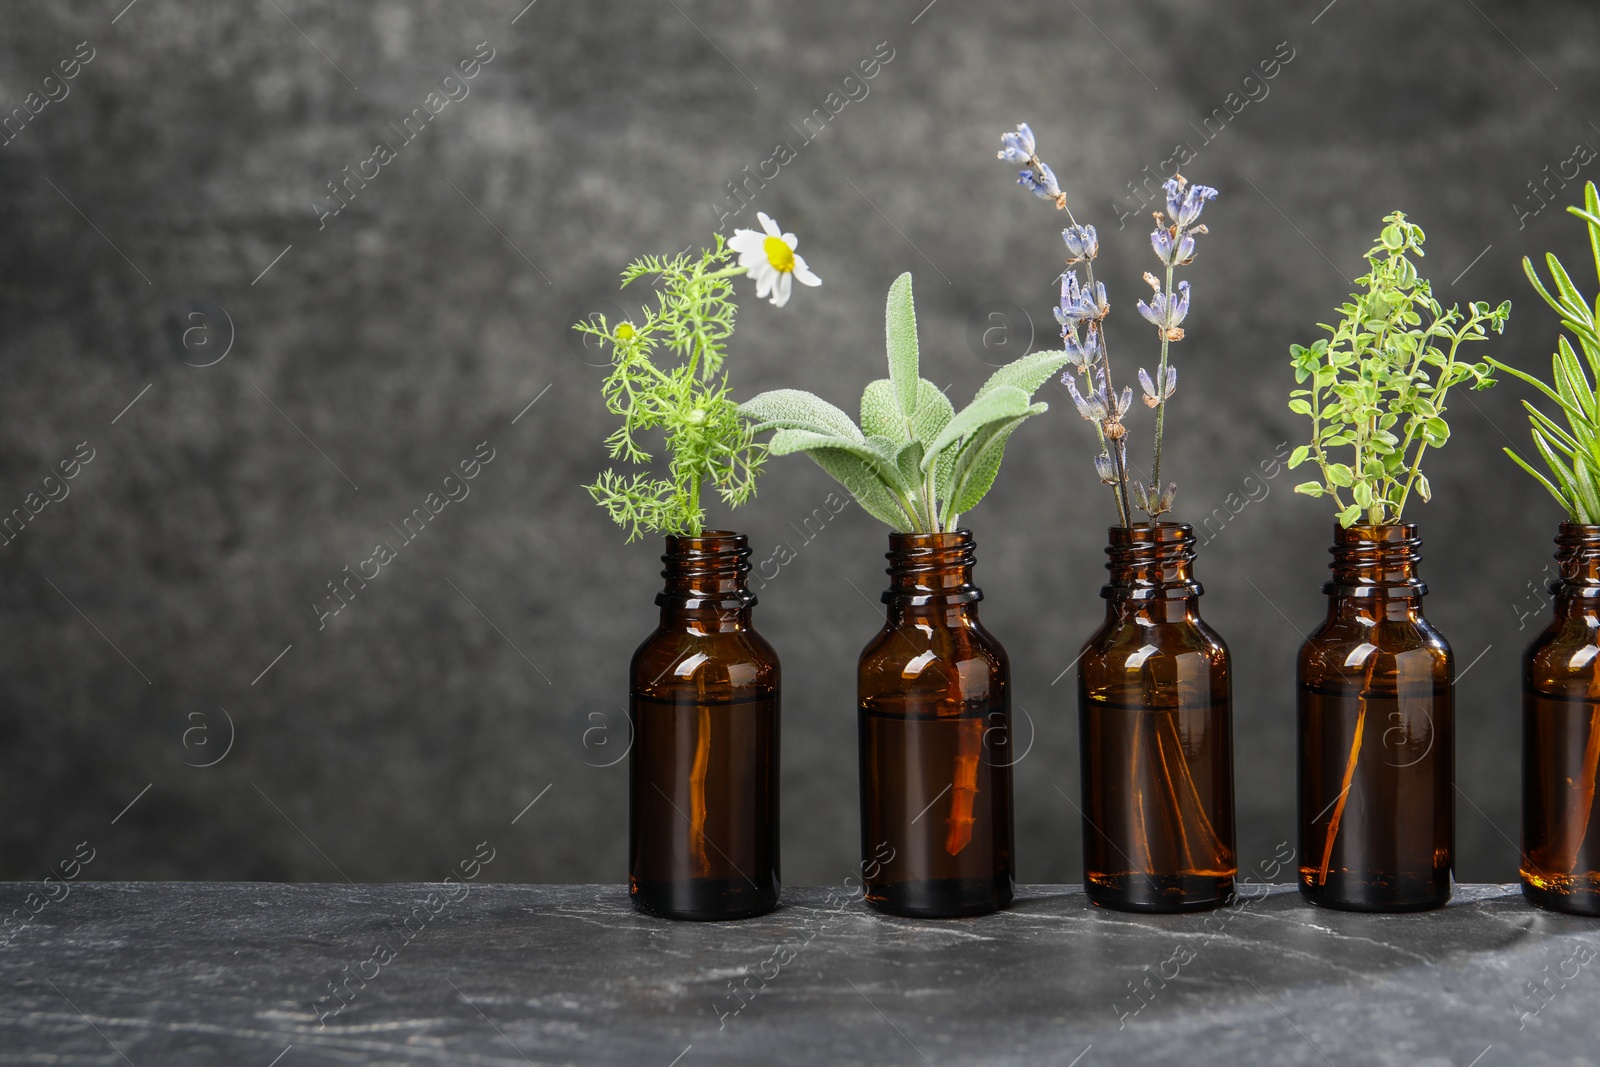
0 0 1591 887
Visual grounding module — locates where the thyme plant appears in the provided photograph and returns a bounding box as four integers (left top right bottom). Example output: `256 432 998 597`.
1490 181 1600 523
1288 212 1510 526
581 214 820 541
997 122 1218 525
739 273 1070 532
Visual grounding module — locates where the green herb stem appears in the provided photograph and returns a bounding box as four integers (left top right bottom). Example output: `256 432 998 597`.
1149 258 1176 495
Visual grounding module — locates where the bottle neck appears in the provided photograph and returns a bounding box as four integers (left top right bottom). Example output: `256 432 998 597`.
656 531 755 631
1552 521 1600 619
1102 522 1202 602
1322 522 1425 622
882 530 981 623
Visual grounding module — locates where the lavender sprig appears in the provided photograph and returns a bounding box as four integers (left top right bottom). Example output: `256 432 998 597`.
994 122 1217 524
1143 176 1215 505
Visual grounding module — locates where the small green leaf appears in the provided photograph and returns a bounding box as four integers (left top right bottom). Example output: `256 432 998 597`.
1288 445 1311 468
921 386 1039 472
1327 463 1354 487
910 380 956 444
860 379 902 439
804 447 916 530
940 412 1036 520
741 389 865 441
973 348 1075 403
1337 504 1363 527
1294 482 1325 498
895 439 925 491
1289 398 1314 416
885 272 920 419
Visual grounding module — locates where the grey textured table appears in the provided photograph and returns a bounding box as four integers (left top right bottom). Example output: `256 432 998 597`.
0 882 1596 1066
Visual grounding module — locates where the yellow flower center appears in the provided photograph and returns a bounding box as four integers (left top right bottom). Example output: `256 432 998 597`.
763 235 795 273
615 322 635 341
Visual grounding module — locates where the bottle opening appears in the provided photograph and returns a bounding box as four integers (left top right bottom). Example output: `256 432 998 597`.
1103 522 1201 601
884 529 980 606
658 531 755 610
1325 522 1425 598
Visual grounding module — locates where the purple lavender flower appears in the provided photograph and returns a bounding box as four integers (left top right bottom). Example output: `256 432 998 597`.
997 123 1036 164
1018 162 1062 202
1150 227 1196 267
990 118 1220 526
1164 177 1218 228
1058 323 1093 370
1062 224 1099 262
1065 376 1106 422
1138 366 1177 407
1111 383 1133 420
1137 279 1191 332
1055 271 1098 328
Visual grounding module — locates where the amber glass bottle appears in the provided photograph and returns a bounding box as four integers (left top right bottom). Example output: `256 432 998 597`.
858 530 1014 917
1077 523 1236 912
629 531 780 921
1298 522 1453 912
1522 522 1600 916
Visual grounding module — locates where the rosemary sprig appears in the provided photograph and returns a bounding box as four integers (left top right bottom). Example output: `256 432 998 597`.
1490 181 1600 523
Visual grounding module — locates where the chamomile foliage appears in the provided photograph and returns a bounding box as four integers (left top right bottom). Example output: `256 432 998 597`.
580 239 760 542
581 214 822 542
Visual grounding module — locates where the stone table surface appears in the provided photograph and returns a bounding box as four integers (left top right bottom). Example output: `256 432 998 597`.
0 882 1596 1066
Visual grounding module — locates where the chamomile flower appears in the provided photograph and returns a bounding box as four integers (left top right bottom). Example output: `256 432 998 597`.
729 211 822 308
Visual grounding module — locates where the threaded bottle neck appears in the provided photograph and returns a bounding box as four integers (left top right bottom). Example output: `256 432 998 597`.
1325 522 1426 599
657 531 755 614
1552 521 1600 611
1102 522 1202 601
883 530 981 608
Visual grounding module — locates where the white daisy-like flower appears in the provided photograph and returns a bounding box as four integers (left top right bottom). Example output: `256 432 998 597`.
728 211 822 308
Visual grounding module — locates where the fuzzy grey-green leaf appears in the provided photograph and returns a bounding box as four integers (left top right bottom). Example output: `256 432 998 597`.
921 386 1040 471
885 272 920 419
767 427 912 501
740 389 865 442
973 349 1074 403
804 447 915 530
941 412 1036 520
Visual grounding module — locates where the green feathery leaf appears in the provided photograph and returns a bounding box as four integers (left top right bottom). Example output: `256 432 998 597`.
583 237 764 541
